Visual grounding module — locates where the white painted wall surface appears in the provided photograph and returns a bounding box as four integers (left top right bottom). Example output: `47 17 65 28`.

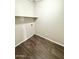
35 0 64 46
15 0 34 16
15 24 24 46
15 17 35 46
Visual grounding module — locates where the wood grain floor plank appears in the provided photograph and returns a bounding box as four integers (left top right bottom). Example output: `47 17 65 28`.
15 35 64 59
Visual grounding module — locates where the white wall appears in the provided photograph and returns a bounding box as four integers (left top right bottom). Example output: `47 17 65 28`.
15 17 35 46
15 0 64 46
15 0 35 46
35 0 64 46
15 0 34 16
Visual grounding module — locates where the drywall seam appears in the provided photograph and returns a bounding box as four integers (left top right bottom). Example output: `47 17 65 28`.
36 34 64 47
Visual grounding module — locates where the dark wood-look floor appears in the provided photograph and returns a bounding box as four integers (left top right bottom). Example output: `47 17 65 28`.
15 35 64 59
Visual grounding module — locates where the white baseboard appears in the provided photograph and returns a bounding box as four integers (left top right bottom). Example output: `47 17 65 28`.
15 34 64 47
15 38 27 47
36 34 64 47
15 35 34 47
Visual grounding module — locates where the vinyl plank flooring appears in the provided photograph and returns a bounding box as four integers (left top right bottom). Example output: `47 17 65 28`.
15 35 64 59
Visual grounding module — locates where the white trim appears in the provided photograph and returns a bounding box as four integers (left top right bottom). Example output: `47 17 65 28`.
36 34 64 47
15 34 64 47
15 35 34 47
15 38 27 47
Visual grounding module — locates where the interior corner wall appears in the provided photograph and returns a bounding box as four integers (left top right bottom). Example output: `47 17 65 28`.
15 0 64 46
35 0 64 46
15 0 35 46
15 17 35 46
